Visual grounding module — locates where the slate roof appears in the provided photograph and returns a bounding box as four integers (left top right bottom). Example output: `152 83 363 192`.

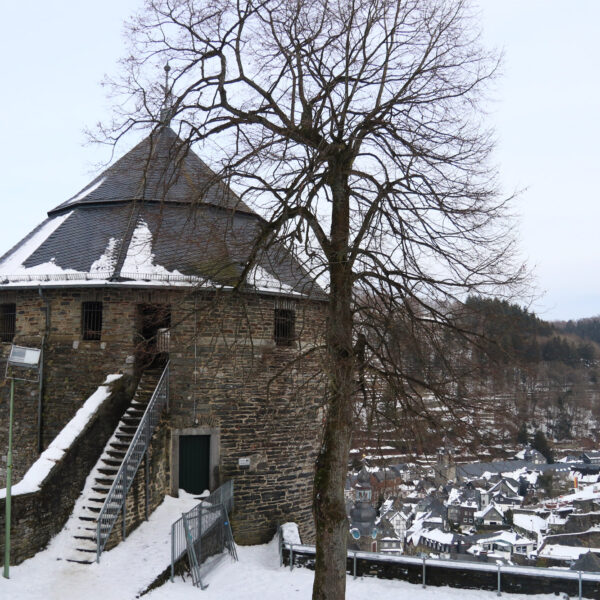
0 127 323 298
571 550 600 572
49 127 253 215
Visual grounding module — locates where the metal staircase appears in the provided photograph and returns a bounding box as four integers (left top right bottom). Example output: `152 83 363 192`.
65 363 169 563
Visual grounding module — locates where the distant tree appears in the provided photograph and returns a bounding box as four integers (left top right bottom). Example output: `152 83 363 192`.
504 508 514 526
532 430 554 463
537 472 554 497
516 422 529 445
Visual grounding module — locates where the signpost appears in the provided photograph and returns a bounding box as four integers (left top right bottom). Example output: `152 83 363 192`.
3 345 41 579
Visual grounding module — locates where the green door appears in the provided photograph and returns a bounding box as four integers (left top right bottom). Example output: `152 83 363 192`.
179 435 210 494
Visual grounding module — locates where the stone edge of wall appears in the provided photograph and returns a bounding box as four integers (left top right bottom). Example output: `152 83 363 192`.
282 544 600 598
0 374 136 566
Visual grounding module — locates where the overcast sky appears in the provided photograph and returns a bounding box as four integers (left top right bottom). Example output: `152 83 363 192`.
1 1 598 321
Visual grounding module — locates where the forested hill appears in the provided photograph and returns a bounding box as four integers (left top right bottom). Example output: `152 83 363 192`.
463 297 597 366
559 317 600 347
459 297 600 445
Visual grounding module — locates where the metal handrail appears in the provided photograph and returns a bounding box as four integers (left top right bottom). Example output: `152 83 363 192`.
96 361 170 562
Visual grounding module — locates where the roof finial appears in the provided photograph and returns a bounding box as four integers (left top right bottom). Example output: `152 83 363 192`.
160 62 173 126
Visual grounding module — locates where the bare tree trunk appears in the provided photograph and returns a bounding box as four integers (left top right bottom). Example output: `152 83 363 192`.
313 166 354 600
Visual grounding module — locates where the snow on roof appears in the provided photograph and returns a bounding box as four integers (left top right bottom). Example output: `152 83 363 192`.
90 237 118 274
475 503 504 519
0 374 121 499
65 176 106 206
421 528 456 545
479 531 534 546
447 488 461 504
121 219 185 279
546 513 567 525
538 544 600 561
0 212 73 275
513 513 547 534
247 264 298 294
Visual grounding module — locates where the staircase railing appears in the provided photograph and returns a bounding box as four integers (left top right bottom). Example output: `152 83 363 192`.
96 361 170 562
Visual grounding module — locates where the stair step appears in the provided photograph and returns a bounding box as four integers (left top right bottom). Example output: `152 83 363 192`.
105 449 126 459
98 467 118 476
74 535 97 542
75 547 97 554
66 558 94 565
63 367 165 562
77 515 98 523
119 425 139 435
95 477 114 486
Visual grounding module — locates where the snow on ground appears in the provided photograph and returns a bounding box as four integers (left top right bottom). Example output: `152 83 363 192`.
0 493 568 600
0 492 200 600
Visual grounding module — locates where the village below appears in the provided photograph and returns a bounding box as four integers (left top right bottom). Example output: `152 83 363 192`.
347 443 600 570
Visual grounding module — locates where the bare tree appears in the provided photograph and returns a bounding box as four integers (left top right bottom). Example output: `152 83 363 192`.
102 0 525 597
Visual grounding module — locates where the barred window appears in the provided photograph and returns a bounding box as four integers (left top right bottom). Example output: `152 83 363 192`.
82 301 103 341
274 308 295 346
0 303 16 343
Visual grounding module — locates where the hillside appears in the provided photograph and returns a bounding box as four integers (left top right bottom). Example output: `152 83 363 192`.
357 298 600 459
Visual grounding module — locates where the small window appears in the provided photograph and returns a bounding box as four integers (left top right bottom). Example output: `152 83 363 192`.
82 301 103 340
274 308 295 346
0 303 16 342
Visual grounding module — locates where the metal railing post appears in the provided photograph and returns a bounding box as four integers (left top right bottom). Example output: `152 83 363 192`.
171 523 175 582
122 469 127 540
579 570 582 600
279 527 283 567
422 557 426 588
353 551 357 580
497 564 501 597
144 449 150 521
290 544 294 571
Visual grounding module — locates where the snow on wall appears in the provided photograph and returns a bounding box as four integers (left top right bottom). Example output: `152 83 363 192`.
0 374 122 499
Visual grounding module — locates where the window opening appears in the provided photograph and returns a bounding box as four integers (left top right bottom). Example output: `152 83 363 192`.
274 308 295 346
0 303 16 343
82 301 103 340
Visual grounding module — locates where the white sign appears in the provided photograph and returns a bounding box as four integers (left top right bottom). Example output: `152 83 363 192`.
238 457 251 467
8 345 41 368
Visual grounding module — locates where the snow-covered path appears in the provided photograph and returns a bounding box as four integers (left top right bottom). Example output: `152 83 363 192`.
0 493 199 600
0 494 565 599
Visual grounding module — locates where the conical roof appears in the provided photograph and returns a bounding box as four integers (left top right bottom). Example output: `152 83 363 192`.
49 127 253 215
0 128 322 297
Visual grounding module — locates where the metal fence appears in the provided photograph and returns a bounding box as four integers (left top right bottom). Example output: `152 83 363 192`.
279 536 600 599
171 480 237 588
96 361 170 562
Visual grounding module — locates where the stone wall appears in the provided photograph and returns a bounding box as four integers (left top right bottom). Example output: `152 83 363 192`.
0 344 40 485
0 375 134 566
0 286 327 548
168 292 326 545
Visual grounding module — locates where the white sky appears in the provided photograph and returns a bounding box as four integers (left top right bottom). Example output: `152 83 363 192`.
1 1 598 321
